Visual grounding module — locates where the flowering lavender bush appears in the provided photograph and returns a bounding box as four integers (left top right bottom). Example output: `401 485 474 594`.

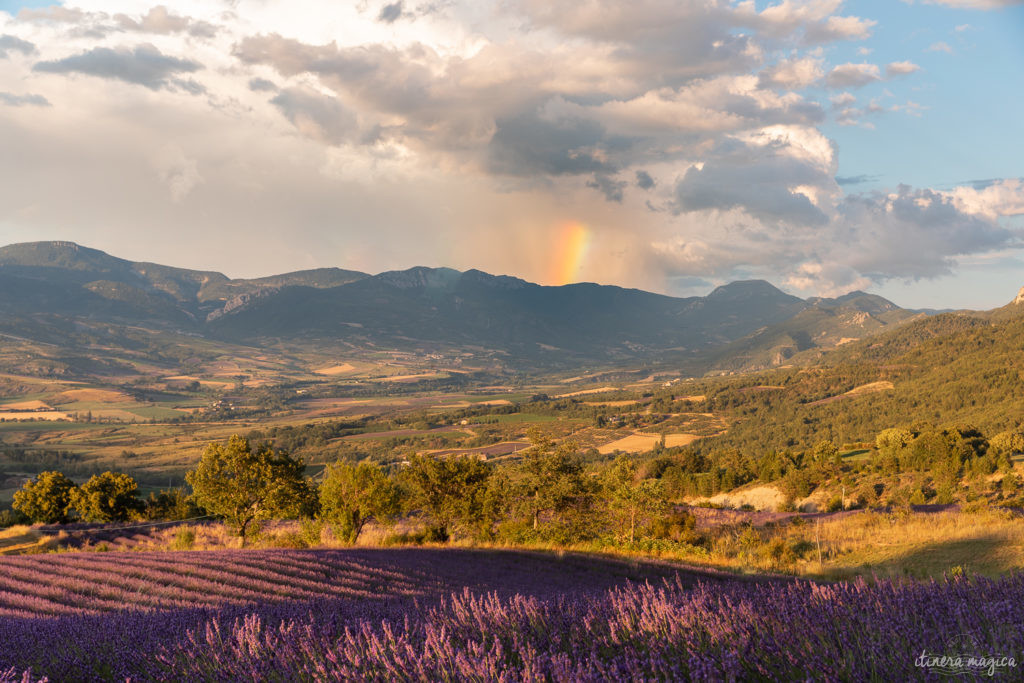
2 548 1022 681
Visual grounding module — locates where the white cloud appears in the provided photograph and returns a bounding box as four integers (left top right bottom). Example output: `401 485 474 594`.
885 61 920 77
949 179 1024 220
0 0 1014 298
825 62 881 88
927 41 954 53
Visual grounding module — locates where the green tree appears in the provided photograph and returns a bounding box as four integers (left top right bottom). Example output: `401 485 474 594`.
12 471 77 524
516 430 595 540
876 427 914 451
604 456 667 543
319 461 400 544
186 435 309 546
990 430 1024 457
71 471 144 522
403 454 492 541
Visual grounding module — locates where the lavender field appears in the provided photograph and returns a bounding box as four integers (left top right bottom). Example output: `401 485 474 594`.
1 548 1022 681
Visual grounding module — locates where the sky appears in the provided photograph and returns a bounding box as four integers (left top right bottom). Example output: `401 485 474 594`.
0 0 1022 310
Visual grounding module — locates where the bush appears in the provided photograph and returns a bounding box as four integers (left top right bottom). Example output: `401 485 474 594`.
171 526 195 551
824 495 843 513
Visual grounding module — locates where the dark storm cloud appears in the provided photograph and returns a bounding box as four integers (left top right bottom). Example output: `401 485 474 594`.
486 110 616 177
33 44 202 91
635 170 655 190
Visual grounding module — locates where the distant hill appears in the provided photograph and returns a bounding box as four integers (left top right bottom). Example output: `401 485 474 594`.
706 291 919 372
0 240 917 371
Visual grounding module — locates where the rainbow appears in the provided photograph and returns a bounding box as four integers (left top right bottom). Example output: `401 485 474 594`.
548 221 591 286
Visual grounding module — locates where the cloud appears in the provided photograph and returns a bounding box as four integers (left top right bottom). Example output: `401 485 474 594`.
927 41 954 54
0 92 49 107
153 146 203 201
885 61 920 77
114 6 217 38
825 62 881 88
671 135 834 227
378 2 403 23
948 178 1024 220
269 88 359 145
16 6 88 23
917 0 1024 8
33 44 202 91
0 0 1012 301
758 55 823 89
837 185 1015 280
587 173 627 202
248 77 277 92
0 35 35 59
836 174 879 185
830 92 856 107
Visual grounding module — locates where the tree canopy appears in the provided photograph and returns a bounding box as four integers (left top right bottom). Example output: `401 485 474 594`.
71 471 143 523
186 435 310 546
12 471 77 524
319 461 400 544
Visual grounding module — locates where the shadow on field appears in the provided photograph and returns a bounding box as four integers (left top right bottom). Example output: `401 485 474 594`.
821 534 1009 581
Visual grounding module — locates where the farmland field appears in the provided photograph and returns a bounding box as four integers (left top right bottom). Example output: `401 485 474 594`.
3 547 1023 680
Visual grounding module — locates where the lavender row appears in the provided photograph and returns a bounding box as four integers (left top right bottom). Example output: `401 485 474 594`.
5 570 1024 680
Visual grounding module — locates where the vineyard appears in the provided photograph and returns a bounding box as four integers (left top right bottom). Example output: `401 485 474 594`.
1 547 1023 680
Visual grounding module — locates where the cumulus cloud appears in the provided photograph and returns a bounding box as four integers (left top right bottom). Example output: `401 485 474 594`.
269 88 359 145
16 6 88 23
885 61 920 77
114 6 217 38
837 186 1015 280
948 178 1024 220
0 35 35 59
825 62 881 88
33 44 202 91
671 133 835 226
0 0 1014 300
927 42 954 54
758 55 823 89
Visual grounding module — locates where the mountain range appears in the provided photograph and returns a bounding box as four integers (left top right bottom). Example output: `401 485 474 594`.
0 241 923 371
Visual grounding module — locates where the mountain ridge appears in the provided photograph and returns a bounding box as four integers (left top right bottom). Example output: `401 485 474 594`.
0 240 923 371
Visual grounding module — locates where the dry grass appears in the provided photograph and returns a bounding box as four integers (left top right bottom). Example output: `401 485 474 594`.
808 381 894 406
805 507 1024 579
705 486 785 511
598 433 661 454
1 400 53 410
0 411 70 421
555 386 618 398
664 433 701 448
313 363 357 375
53 388 135 403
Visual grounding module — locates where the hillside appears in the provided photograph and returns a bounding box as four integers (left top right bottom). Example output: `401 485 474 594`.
689 297 1024 454
0 241 915 373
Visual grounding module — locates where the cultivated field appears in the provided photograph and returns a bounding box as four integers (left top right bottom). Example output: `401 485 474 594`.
2 546 1023 680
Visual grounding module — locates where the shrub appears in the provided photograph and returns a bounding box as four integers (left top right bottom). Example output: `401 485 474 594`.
172 526 196 551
